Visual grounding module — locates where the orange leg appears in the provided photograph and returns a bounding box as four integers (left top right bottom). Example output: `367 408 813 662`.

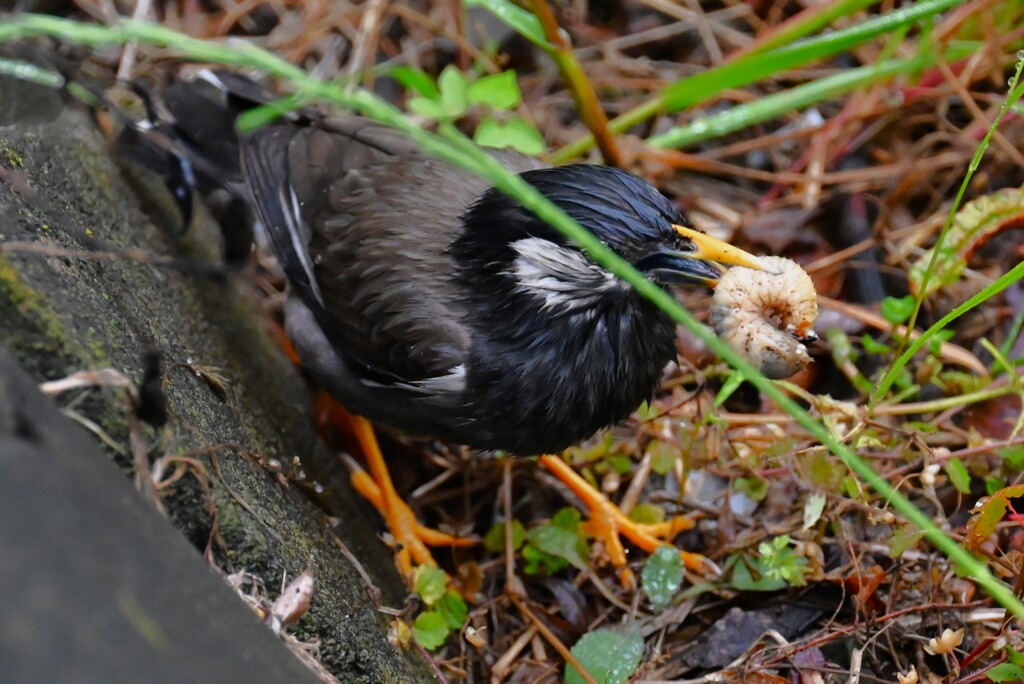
343 413 475 582
264 316 474 580
539 454 717 586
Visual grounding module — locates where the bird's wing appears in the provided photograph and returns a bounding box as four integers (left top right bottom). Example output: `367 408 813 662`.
241 117 545 386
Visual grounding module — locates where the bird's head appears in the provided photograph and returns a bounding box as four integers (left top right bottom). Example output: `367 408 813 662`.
453 164 769 314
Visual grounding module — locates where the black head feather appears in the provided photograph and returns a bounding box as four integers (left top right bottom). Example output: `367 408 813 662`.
452 164 693 273
449 164 684 454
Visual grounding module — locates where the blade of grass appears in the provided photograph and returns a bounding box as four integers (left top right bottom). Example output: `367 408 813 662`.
647 45 977 150
731 0 882 58
2 13 1022 622
551 0 966 162
870 60 1024 404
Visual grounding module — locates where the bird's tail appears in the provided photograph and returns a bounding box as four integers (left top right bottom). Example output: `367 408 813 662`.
109 70 290 261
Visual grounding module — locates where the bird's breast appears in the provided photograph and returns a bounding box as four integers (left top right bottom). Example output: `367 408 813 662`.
462 300 676 454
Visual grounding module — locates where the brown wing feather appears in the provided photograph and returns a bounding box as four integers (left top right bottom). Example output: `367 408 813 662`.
251 117 545 383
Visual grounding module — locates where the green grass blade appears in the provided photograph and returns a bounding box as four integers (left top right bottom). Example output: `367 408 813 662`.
648 45 976 150
742 0 882 56
552 0 966 161
870 62 1024 404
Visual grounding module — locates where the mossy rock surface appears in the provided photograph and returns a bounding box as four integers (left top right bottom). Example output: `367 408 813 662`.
0 70 432 683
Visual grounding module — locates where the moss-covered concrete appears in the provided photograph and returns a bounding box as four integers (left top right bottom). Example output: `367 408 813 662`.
0 70 432 682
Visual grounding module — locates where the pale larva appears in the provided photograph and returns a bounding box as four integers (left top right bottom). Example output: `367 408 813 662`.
710 256 819 379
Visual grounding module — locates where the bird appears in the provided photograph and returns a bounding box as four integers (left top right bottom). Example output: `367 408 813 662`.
149 71 772 582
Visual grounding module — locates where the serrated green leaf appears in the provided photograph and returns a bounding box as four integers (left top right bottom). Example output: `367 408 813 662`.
436 590 468 630
727 554 789 591
565 628 644 684
642 545 684 611
414 565 447 606
483 519 526 553
389 65 440 99
944 457 972 495
412 611 449 650
880 295 915 325
467 70 521 109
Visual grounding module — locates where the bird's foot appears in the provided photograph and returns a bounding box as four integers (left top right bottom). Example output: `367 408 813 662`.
346 457 476 581
539 454 718 588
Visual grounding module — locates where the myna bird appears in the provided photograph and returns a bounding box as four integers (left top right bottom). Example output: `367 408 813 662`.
154 72 771 581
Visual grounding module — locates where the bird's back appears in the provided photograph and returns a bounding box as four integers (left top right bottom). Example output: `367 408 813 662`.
242 116 546 385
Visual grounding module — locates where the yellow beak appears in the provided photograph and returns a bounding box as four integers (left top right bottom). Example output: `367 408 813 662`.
672 224 775 275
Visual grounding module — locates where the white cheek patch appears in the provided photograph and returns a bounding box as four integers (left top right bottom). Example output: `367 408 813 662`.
510 237 624 312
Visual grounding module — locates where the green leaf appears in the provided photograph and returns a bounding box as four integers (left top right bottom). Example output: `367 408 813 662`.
474 116 545 155
628 502 666 525
727 554 789 591
414 565 447 606
407 95 447 119
526 524 589 570
944 458 972 495
412 611 449 650
757 535 809 587
986 476 1007 496
552 507 582 530
887 525 925 557
860 334 891 356
436 590 468 630
999 445 1024 470
647 440 678 476
464 0 552 50
881 295 915 325
642 546 684 611
467 70 521 110
601 454 630 476
927 328 955 356
522 541 569 575
988 663 1024 682
483 519 526 553
389 65 440 99
438 65 469 117
735 476 768 502
1006 645 1024 667
565 628 644 684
